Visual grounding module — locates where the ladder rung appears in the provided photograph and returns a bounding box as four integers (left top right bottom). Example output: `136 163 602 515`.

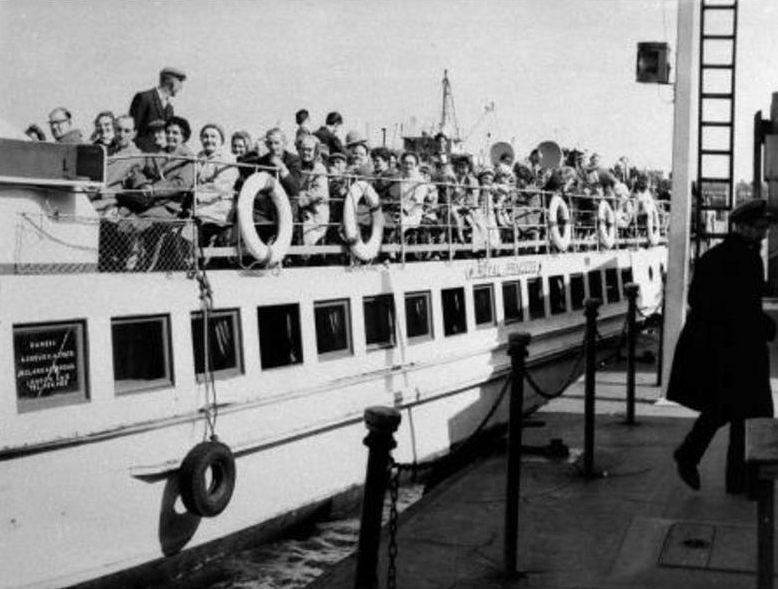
701 92 733 100
703 34 735 40
701 120 732 127
699 177 731 183
702 3 736 10
700 149 732 156
701 63 734 69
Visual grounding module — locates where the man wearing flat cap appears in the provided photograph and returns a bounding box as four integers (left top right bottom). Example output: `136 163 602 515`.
129 67 186 152
669 198 777 494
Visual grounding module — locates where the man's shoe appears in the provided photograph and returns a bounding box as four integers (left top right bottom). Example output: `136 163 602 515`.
674 451 701 490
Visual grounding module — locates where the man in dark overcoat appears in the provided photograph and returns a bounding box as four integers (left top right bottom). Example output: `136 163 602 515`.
669 198 776 493
129 67 186 152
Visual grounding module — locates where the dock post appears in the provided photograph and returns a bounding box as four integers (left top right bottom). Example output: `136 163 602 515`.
504 332 531 578
583 298 601 477
624 283 640 425
354 406 402 589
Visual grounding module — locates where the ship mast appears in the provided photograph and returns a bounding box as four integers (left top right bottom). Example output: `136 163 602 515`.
438 69 461 141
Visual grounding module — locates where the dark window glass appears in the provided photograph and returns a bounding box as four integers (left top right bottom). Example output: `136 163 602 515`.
112 315 173 393
527 277 545 320
14 320 89 412
605 268 620 303
549 275 567 315
570 273 585 310
364 295 395 348
473 284 495 326
257 304 303 369
191 309 243 377
442 287 467 336
405 291 433 340
620 267 634 289
502 281 523 323
314 299 352 356
588 270 603 301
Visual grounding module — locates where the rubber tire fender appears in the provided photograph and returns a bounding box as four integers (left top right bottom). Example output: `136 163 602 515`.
597 199 617 249
547 194 571 252
343 180 385 261
237 171 293 266
178 440 236 518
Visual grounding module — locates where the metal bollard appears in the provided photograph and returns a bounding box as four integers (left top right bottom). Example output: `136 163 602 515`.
624 283 640 425
504 332 531 578
354 406 402 589
583 298 601 478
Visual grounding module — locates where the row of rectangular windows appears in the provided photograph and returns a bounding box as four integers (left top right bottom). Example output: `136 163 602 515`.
12 265 648 413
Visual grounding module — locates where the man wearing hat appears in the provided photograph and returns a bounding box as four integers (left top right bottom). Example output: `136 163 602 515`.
669 198 777 494
129 67 187 152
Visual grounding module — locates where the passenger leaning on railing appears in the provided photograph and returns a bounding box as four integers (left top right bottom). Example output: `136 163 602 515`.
103 116 142 202
297 135 329 247
326 151 349 244
194 123 239 246
119 115 195 219
447 155 480 243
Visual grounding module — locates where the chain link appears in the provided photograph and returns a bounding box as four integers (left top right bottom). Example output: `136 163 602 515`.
387 459 400 589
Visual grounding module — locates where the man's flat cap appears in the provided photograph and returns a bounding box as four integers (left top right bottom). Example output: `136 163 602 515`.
730 198 778 224
328 151 347 162
160 67 187 80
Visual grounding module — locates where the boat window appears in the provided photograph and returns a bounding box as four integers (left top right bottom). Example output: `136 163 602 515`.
405 291 433 341
605 268 620 303
473 284 495 327
14 320 89 412
257 304 303 369
527 277 545 320
570 273 585 310
364 295 396 348
588 269 603 302
191 309 243 379
620 266 634 288
442 287 467 336
314 299 352 358
502 280 523 323
549 275 567 315
112 315 173 394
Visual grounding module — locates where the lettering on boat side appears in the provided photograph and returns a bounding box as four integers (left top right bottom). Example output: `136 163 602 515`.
465 260 541 280
14 324 82 399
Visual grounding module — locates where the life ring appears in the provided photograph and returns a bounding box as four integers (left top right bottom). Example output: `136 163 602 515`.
179 440 236 518
237 171 293 266
597 200 616 249
644 198 662 246
547 194 571 252
343 180 385 261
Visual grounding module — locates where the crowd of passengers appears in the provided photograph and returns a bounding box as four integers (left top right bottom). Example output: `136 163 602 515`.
27 67 667 258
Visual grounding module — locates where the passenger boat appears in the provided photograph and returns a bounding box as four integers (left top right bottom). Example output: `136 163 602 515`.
0 121 667 587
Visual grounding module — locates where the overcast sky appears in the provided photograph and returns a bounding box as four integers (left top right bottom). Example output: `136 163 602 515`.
1 0 777 180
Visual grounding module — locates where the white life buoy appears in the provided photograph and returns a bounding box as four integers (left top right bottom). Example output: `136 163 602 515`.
343 181 385 261
597 200 616 249
237 172 293 266
547 194 571 252
644 198 662 246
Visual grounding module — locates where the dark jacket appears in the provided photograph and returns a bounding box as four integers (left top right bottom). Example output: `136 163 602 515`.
129 88 174 153
56 128 84 144
237 150 301 223
667 234 775 418
313 126 345 157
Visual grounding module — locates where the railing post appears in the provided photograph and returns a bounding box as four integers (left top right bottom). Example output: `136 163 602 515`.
354 406 402 589
624 283 639 425
583 298 601 478
504 332 531 578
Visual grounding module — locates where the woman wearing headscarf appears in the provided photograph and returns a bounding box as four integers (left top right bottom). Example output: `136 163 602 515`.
195 123 239 245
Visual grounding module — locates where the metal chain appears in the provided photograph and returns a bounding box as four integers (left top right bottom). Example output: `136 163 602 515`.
387 459 400 589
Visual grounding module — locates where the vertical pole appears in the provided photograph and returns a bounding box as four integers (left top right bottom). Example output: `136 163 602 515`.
382 127 387 147
354 406 402 589
624 284 639 425
661 0 699 396
583 298 601 477
757 478 774 589
504 332 531 578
